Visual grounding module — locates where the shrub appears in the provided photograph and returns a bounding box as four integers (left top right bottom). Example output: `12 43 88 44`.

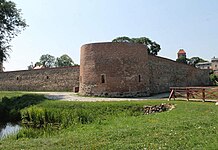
210 74 218 85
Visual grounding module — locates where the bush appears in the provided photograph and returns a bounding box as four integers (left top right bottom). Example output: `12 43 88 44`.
210 74 218 85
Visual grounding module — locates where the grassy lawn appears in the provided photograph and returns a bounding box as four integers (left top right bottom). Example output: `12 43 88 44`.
0 91 24 99
0 92 218 149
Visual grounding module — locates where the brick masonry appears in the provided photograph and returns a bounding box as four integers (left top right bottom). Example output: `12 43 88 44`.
79 42 151 97
79 42 210 97
0 66 79 91
0 42 210 96
148 55 209 94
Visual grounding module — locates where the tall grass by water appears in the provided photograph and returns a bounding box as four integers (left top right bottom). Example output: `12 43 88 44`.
20 100 144 129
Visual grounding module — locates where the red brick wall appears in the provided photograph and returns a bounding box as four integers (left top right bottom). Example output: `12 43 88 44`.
0 66 79 91
148 55 210 94
80 42 150 97
0 42 210 96
80 42 210 97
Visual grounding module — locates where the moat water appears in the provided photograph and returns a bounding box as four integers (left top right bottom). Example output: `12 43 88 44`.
0 122 21 139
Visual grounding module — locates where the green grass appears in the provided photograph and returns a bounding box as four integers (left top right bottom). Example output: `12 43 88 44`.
0 93 46 121
0 92 218 149
0 92 218 150
0 91 24 100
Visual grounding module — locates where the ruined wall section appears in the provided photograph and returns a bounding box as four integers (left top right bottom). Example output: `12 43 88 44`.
148 55 210 94
0 66 80 91
80 42 151 97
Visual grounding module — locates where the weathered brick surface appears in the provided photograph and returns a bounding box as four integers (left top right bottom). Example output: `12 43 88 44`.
79 42 210 97
148 55 210 94
80 42 150 97
0 66 79 91
0 42 210 96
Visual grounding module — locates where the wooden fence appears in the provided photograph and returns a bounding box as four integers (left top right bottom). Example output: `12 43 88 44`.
169 87 218 101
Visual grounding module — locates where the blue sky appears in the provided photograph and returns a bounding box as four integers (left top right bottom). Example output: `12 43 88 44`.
4 0 218 71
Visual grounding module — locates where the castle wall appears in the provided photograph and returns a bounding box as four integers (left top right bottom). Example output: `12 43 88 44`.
0 42 210 97
80 42 151 97
79 42 210 97
0 66 80 91
148 55 210 94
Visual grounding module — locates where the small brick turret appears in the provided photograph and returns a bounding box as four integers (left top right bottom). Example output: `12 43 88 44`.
177 49 186 58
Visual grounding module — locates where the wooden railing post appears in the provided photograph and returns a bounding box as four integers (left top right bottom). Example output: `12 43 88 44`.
186 88 190 101
168 86 215 102
202 88 205 102
169 89 175 101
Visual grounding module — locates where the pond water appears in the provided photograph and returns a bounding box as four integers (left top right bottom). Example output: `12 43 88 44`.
0 122 21 139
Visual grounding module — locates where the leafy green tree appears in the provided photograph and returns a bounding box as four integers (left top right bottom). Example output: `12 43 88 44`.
39 54 55 68
210 74 218 85
34 62 42 67
55 54 75 67
0 42 9 71
132 37 161 55
0 0 27 71
112 36 161 55
176 56 188 64
112 36 131 43
188 57 207 66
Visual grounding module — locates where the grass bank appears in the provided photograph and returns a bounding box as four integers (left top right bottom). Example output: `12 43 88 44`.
0 92 218 149
0 91 24 101
0 93 45 122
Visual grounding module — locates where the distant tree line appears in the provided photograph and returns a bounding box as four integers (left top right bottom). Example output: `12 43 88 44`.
28 54 78 70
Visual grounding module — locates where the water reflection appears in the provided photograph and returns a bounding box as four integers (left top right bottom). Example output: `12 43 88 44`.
0 123 20 139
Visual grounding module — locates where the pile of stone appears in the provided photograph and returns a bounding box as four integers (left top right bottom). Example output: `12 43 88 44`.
143 103 175 115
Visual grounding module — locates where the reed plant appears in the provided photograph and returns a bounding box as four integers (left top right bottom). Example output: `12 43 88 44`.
20 100 144 129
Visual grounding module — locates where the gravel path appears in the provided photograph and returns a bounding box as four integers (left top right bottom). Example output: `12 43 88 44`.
29 92 169 102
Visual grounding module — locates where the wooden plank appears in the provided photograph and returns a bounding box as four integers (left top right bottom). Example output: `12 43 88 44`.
169 89 175 101
202 89 205 102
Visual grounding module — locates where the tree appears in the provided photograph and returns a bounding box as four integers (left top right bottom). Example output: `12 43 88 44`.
112 36 131 43
112 36 161 55
0 0 27 71
210 74 218 85
0 42 10 71
32 54 77 69
34 61 42 67
132 37 161 55
39 54 55 68
176 56 188 64
27 62 34 70
188 57 207 66
55 54 75 67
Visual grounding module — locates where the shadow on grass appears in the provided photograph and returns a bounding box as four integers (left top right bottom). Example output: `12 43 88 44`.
0 94 46 122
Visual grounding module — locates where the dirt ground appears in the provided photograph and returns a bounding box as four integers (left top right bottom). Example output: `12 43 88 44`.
28 92 170 102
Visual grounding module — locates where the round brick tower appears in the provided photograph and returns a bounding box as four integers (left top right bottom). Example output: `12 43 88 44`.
79 42 150 97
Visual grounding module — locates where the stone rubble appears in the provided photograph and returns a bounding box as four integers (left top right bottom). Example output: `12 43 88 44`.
143 103 175 114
